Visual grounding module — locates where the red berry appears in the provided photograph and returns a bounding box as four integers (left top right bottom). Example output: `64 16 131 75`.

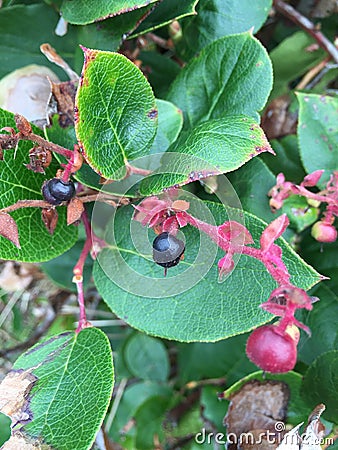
311 221 337 243
246 324 297 373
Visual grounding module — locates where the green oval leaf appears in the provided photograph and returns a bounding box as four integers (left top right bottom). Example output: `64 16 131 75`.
0 4 78 80
93 202 321 342
227 158 276 223
140 116 273 196
297 92 338 187
61 0 159 25
130 0 198 37
270 32 325 100
124 333 170 381
301 350 338 423
177 0 272 60
150 99 183 154
108 381 172 442
0 109 77 262
167 32 273 130
6 328 114 450
75 48 158 180
298 285 338 365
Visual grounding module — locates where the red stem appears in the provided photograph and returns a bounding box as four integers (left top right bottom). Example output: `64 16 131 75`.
180 211 291 285
273 0 338 63
61 152 75 183
73 211 93 333
73 210 107 332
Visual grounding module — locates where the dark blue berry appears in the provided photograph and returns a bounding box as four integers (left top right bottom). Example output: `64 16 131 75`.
42 178 75 205
152 232 185 268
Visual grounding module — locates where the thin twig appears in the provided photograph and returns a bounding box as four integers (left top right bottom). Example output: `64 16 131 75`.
0 199 53 213
295 55 331 90
273 0 338 63
105 377 128 433
0 130 74 160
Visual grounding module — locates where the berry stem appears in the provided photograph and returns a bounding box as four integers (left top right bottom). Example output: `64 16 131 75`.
73 209 107 332
0 199 52 213
61 153 75 183
179 211 291 285
0 130 73 159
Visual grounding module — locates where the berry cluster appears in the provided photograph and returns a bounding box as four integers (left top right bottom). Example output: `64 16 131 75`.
269 170 338 243
134 194 318 373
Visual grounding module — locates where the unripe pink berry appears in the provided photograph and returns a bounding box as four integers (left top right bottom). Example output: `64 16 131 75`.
246 324 298 373
311 221 337 243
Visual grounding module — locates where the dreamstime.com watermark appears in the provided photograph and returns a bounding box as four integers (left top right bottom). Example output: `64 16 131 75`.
194 422 334 446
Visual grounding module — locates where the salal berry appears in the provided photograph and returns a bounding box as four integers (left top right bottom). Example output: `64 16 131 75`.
246 324 298 373
152 232 185 269
42 178 75 205
311 221 337 243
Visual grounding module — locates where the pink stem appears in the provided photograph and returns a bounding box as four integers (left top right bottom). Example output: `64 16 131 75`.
75 278 87 333
61 151 75 183
292 185 336 204
73 210 107 332
180 211 291 285
73 211 93 333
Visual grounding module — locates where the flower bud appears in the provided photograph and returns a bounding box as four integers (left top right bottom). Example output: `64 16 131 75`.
311 221 337 243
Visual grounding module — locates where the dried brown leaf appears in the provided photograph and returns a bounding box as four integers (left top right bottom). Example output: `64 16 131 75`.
224 380 289 443
261 95 298 140
47 80 77 128
41 208 58 235
14 114 32 136
67 197 84 225
0 212 21 248
0 370 37 425
2 433 42 449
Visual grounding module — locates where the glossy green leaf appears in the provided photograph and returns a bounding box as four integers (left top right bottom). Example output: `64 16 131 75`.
140 116 273 196
0 4 78 80
167 32 273 130
227 158 276 223
201 385 227 431
297 93 338 187
134 396 170 449
130 0 198 36
298 284 338 365
75 48 158 180
300 234 338 293
150 99 183 154
93 201 320 342
139 51 181 98
282 195 319 232
108 381 172 441
177 0 272 59
60 0 159 25
223 370 310 425
269 32 325 100
48 99 181 194
0 109 77 262
301 351 338 422
76 5 157 53
123 333 169 381
9 328 114 450
264 135 306 183
178 334 257 385
0 413 10 447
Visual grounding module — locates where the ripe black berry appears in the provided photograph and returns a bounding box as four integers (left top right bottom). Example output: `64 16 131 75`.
42 178 76 205
153 232 185 269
